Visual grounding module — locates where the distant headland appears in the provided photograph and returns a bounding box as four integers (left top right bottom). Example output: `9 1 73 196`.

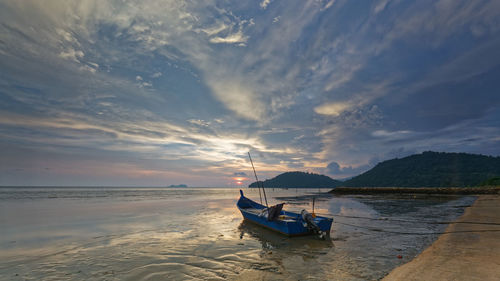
249 151 500 189
343 151 500 187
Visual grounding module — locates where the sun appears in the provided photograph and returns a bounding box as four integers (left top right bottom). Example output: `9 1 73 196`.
232 177 248 186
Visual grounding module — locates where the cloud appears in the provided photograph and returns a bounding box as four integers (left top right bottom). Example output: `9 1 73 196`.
79 64 97 73
135 75 152 88
56 28 80 45
197 23 230 37
59 48 84 63
260 0 272 9
372 130 412 138
326 161 341 174
324 63 362 92
206 80 266 121
209 30 248 44
373 0 390 14
326 161 370 176
314 101 351 116
188 119 210 127
234 172 247 177
321 0 336 12
0 110 278 170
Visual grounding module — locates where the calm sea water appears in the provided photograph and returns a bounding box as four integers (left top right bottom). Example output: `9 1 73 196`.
0 187 475 280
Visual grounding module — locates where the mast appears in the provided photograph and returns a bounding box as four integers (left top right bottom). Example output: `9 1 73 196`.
248 152 269 208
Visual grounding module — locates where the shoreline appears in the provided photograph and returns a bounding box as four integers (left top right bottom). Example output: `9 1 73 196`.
382 195 500 280
329 186 500 195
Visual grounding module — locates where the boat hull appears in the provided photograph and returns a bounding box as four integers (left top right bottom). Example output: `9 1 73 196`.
237 190 333 237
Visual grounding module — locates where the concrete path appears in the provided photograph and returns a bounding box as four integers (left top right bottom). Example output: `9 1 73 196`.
383 195 500 281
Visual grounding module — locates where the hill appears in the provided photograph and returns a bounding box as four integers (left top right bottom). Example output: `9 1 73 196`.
342 151 500 187
249 171 342 188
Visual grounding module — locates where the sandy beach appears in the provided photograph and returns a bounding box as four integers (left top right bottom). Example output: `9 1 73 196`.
383 195 500 281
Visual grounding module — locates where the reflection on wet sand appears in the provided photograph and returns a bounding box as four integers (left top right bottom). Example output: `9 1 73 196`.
0 187 476 281
235 220 336 281
238 220 333 252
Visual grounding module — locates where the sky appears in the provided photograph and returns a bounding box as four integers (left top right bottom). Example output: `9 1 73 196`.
1 0 499 187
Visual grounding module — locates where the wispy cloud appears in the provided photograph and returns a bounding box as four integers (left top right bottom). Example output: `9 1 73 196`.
209 30 248 44
314 101 352 116
260 0 272 10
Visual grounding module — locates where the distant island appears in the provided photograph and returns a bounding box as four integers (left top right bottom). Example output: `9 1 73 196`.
168 184 188 188
248 151 500 189
249 171 342 188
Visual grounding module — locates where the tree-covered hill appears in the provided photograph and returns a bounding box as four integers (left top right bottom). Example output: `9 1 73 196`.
249 171 342 188
342 151 500 187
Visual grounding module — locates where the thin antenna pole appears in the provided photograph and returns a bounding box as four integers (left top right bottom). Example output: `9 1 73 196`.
260 174 269 209
248 152 268 208
248 152 263 204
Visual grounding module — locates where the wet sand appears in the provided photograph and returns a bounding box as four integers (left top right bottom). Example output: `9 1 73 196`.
0 187 477 280
383 195 500 281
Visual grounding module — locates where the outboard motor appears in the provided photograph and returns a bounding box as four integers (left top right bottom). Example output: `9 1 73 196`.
301 209 326 239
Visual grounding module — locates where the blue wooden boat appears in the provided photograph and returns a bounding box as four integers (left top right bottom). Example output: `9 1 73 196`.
237 190 333 237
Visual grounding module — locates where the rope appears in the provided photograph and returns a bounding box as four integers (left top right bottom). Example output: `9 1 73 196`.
328 214 500 226
333 221 500 235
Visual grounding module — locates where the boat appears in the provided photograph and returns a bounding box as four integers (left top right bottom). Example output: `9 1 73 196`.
240 152 333 237
237 189 333 237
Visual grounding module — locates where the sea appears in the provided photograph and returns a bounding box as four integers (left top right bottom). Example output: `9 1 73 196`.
0 187 475 281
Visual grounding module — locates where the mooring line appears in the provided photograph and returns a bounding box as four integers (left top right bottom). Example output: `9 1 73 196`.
333 221 500 235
